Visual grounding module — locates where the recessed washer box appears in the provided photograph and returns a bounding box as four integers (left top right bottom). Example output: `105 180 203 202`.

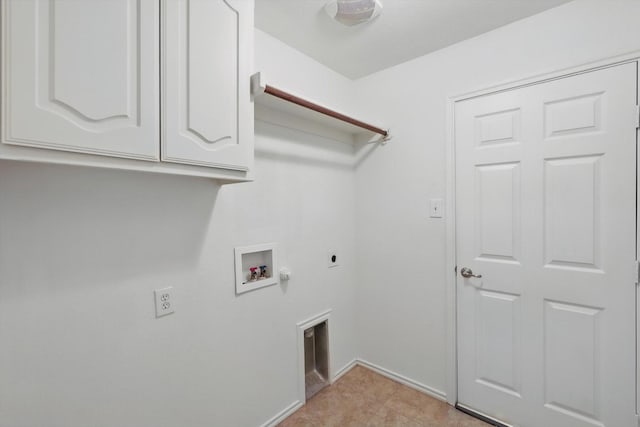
234 243 278 295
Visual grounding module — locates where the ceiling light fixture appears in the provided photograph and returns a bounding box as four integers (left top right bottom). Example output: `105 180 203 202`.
324 0 383 27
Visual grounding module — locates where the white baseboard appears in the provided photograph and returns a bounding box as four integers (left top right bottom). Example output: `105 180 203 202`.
332 358 357 383
356 359 447 402
259 400 303 427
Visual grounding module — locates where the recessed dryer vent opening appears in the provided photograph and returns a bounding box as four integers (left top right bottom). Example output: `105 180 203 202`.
304 321 329 400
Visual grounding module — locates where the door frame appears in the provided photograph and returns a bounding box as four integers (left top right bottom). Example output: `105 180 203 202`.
444 51 640 407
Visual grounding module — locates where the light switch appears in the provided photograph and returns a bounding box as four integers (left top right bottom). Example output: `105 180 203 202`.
429 199 444 218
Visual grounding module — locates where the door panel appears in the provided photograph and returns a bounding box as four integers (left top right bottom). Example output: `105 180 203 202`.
476 108 522 147
475 290 522 397
544 300 601 423
455 63 638 427
544 92 602 139
51 1 131 123
544 156 602 270
1 0 159 160
475 162 521 262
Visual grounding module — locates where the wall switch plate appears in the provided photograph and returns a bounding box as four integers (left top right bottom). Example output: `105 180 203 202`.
328 251 339 268
154 287 174 318
429 198 444 218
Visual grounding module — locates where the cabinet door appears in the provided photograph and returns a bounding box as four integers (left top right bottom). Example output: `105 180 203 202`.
1 0 159 160
162 0 254 171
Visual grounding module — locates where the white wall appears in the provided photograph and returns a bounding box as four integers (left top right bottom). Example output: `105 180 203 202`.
353 0 640 398
0 30 358 427
5 2 640 425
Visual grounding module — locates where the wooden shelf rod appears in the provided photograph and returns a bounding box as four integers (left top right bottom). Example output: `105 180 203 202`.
263 85 388 137
251 73 390 141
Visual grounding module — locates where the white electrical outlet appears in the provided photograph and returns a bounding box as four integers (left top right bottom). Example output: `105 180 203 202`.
154 287 174 318
328 251 340 268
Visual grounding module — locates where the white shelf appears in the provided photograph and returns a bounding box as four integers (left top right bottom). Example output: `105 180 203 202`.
251 72 391 145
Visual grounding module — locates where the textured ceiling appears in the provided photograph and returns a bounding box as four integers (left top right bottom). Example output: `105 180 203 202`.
255 0 573 79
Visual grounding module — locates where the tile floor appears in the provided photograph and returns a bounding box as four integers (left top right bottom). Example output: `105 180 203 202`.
278 365 490 427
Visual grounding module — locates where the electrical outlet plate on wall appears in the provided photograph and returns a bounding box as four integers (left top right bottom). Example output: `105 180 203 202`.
154 287 174 317
328 251 339 268
429 198 444 218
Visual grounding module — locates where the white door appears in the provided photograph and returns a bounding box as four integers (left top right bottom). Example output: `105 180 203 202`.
161 0 253 171
1 0 159 160
455 63 638 427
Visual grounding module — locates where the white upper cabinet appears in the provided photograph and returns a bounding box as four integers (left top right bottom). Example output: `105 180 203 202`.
162 0 253 172
1 0 159 160
1 0 254 181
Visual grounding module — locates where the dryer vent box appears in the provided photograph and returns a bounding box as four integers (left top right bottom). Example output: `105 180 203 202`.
304 321 329 400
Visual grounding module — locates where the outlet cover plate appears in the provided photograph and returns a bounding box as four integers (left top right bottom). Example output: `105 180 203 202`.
154 287 174 317
328 251 340 268
429 198 444 218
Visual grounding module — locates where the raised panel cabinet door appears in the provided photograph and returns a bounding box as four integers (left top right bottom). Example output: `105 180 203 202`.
1 0 160 160
161 0 254 171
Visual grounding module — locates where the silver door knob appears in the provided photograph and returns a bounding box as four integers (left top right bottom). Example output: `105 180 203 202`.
460 267 482 278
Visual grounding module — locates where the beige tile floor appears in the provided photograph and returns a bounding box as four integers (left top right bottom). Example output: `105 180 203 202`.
278 365 490 427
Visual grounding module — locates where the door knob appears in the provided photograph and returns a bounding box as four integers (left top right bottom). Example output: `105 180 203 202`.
460 267 482 278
